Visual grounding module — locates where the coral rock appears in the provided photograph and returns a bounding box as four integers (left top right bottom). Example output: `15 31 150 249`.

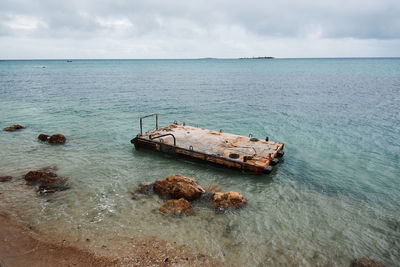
159 198 193 216
24 169 68 194
38 134 50 142
351 258 385 267
0 176 12 182
48 134 66 144
3 124 24 131
24 170 58 185
212 192 247 212
153 174 205 201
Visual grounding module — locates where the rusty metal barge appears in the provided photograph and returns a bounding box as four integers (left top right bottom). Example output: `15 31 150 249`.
131 114 284 174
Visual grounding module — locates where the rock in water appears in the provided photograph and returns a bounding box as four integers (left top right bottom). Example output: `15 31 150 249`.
24 169 68 194
351 258 385 267
159 198 193 216
211 192 247 212
38 177 69 195
48 134 66 144
202 183 221 200
3 124 24 131
204 184 221 193
0 176 12 182
38 134 50 142
41 165 58 171
135 182 154 195
153 174 205 201
24 170 58 185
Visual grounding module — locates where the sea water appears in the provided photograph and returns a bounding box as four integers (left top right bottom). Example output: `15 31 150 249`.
0 58 399 266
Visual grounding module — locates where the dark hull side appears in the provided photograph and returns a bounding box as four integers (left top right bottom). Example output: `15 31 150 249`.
131 136 273 174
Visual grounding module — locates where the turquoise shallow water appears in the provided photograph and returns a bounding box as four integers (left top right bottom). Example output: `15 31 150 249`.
0 58 399 266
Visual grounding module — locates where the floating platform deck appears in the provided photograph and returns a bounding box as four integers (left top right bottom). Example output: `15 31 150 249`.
131 114 284 174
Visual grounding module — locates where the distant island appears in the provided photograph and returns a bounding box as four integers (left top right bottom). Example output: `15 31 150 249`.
239 56 274 59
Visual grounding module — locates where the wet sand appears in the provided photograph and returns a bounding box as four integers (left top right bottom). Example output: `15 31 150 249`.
0 211 220 266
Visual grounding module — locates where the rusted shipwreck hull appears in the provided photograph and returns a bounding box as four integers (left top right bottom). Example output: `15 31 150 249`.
131 114 284 174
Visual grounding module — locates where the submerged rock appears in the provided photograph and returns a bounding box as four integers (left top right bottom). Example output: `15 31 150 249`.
41 165 58 171
48 134 66 144
24 170 58 185
38 134 50 142
351 258 385 267
38 177 69 195
135 182 154 195
40 176 65 184
3 124 24 131
211 192 247 212
153 174 205 201
159 198 193 216
0 176 12 182
202 183 222 200
37 184 59 194
24 168 68 195
204 184 221 193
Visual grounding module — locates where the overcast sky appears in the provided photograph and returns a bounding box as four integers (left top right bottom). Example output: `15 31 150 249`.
0 0 399 59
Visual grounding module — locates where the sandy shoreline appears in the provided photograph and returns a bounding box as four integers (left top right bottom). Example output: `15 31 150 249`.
0 212 115 266
0 211 220 266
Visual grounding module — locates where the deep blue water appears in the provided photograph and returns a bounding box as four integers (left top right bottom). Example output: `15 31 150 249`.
0 58 399 266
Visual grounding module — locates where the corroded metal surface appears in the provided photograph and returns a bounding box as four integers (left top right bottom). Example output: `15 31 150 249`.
131 123 284 174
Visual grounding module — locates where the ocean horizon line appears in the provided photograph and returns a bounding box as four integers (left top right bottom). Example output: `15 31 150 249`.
1 56 399 61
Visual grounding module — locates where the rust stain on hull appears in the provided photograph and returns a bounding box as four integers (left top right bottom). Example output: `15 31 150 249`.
131 120 284 174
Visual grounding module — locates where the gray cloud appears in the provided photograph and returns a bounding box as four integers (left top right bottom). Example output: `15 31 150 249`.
0 0 399 58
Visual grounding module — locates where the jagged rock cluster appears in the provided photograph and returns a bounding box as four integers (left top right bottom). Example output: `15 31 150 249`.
1 125 68 195
134 174 247 216
153 174 205 201
0 166 69 195
38 133 66 144
3 124 67 144
24 166 69 195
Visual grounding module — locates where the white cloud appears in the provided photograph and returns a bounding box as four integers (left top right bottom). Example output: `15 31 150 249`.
3 14 47 30
95 17 132 29
0 0 399 58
